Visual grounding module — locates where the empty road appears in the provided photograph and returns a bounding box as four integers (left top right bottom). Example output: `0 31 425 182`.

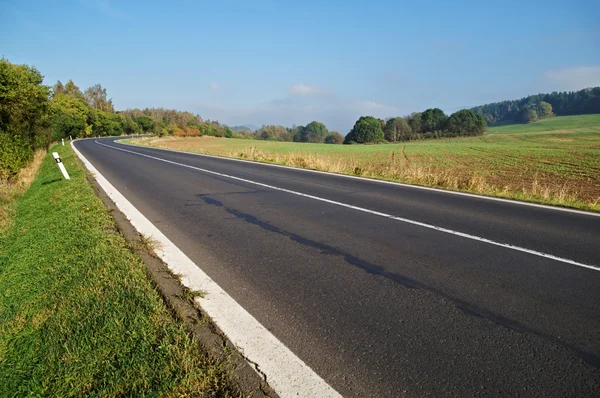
74 137 600 397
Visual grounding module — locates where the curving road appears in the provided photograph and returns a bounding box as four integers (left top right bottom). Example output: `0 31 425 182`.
74 137 600 397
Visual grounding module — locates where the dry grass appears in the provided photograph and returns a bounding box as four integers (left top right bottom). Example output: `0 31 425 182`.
0 149 46 234
124 116 600 212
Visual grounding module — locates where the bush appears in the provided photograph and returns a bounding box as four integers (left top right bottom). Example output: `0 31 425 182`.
324 131 344 144
0 132 33 181
344 116 384 144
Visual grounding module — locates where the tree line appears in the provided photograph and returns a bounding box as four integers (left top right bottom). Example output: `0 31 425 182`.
472 87 600 124
0 58 239 180
2 56 598 180
243 108 486 145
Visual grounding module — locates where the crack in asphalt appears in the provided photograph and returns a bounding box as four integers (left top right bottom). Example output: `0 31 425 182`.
197 193 600 369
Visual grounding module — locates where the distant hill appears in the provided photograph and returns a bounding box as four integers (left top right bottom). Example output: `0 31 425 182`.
230 124 258 132
486 113 600 135
471 87 600 125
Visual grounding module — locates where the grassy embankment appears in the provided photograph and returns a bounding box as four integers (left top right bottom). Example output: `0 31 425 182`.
125 114 600 212
0 145 235 396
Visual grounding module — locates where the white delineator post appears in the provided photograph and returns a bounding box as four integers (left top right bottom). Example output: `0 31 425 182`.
52 152 70 180
61 138 65 146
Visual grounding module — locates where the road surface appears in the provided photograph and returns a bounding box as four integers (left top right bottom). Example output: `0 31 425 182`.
74 137 600 397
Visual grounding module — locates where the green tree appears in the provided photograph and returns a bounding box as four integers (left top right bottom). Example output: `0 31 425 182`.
88 109 123 136
344 116 385 144
446 109 487 136
50 93 89 139
420 108 448 132
299 121 328 143
324 131 344 144
0 59 51 179
537 101 553 118
407 112 422 134
134 115 155 132
121 115 140 135
384 117 412 142
518 107 538 123
53 80 65 96
0 59 51 151
64 79 85 100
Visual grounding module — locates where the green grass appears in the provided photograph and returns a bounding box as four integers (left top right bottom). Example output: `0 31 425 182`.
0 145 235 397
487 114 600 134
125 114 600 211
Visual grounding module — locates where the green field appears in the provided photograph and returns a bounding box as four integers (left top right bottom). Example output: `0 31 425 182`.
0 145 234 396
126 114 600 211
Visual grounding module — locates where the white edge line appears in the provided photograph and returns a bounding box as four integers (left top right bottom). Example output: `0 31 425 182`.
70 140 344 398
115 137 600 218
97 139 600 273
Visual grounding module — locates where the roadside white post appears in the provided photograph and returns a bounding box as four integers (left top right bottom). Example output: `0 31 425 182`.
69 135 72 141
52 152 70 180
61 138 65 146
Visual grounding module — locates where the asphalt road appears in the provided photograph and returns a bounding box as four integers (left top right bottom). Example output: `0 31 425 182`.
74 137 600 397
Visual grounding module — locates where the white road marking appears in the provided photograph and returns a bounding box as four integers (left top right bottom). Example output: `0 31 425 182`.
116 138 600 218
96 140 600 272
71 140 343 398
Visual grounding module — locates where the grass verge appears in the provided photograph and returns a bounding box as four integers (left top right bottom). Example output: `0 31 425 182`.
124 114 600 212
0 144 235 397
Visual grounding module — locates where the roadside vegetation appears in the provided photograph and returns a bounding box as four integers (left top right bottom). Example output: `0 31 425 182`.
0 144 235 396
125 114 600 212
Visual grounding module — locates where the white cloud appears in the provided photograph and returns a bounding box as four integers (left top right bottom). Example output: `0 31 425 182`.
543 66 600 91
288 83 326 96
352 100 398 113
208 82 220 91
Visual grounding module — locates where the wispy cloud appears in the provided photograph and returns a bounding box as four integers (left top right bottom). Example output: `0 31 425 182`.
543 66 600 91
352 100 398 113
192 95 402 133
288 83 327 97
208 82 220 91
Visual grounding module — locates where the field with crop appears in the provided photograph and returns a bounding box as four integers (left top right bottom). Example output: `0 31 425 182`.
125 114 600 211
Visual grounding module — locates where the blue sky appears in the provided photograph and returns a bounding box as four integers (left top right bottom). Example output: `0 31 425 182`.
1 0 599 132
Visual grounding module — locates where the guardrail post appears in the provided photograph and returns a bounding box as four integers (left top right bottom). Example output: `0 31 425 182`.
52 152 70 180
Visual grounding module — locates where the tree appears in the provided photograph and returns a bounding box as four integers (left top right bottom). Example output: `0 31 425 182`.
407 112 422 134
446 109 487 136
471 87 600 124
384 117 412 142
84 84 114 112
344 116 385 144
420 108 448 132
88 109 123 136
50 93 89 139
53 80 65 96
0 58 51 179
324 131 344 144
121 115 140 135
537 101 553 118
518 107 538 123
0 58 51 150
64 79 85 100
298 121 328 143
134 115 155 132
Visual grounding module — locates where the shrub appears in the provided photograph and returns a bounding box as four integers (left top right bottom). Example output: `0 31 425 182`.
324 131 344 144
0 132 33 181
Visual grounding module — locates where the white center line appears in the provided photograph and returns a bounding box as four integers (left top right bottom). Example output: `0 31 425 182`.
95 140 600 272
